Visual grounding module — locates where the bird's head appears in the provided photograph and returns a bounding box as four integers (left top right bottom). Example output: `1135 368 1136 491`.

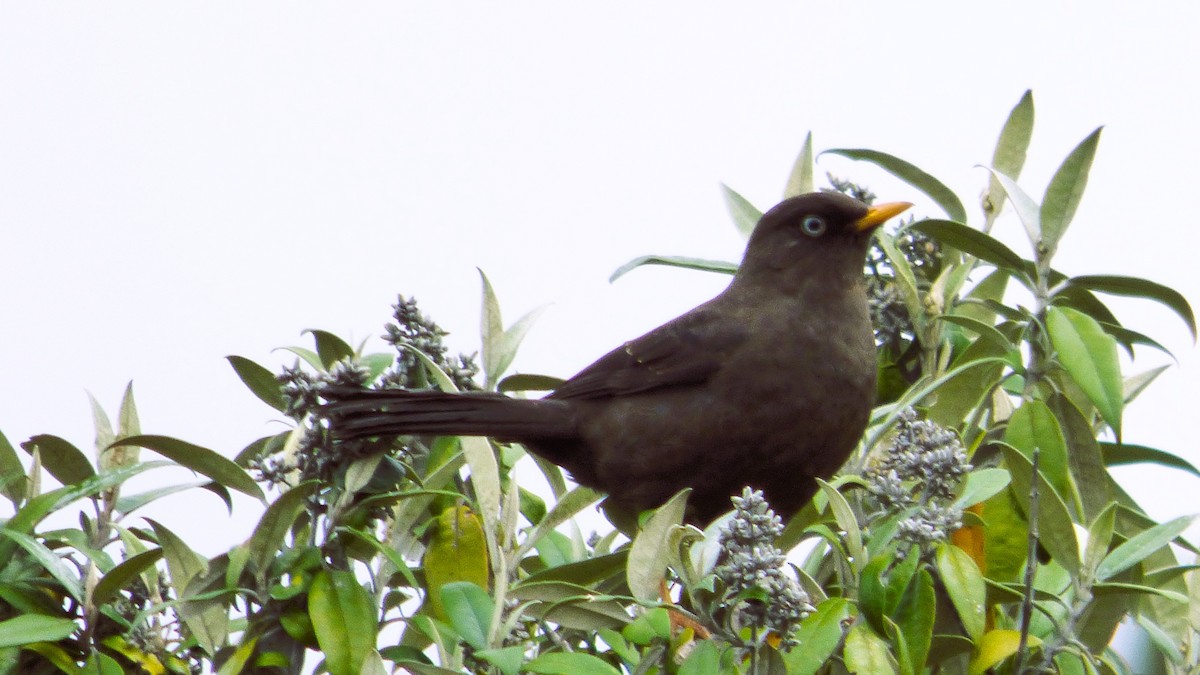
736 191 912 290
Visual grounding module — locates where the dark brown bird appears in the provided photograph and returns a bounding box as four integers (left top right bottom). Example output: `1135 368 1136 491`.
323 192 911 524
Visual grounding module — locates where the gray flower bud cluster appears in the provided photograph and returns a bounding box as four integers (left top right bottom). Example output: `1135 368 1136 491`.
714 488 815 645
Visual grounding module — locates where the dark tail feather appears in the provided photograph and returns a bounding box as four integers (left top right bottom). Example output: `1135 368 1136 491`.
321 387 577 441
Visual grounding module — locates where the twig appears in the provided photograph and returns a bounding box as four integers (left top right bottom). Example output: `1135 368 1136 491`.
1013 448 1040 674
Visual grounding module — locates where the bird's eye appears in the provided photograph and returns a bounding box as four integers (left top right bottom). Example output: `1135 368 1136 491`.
801 215 827 237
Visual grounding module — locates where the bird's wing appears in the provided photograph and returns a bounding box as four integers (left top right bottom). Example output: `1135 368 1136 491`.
547 307 746 400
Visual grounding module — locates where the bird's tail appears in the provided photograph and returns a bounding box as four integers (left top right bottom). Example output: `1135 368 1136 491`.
320 386 577 441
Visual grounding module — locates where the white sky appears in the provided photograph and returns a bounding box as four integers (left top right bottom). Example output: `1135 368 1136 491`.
2 4 1198 555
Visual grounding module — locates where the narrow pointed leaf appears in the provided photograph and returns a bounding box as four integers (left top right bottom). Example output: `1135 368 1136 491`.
1001 445 1081 575
1100 443 1200 478
226 355 286 412
1068 275 1196 340
1047 394 1110 521
0 530 85 602
979 167 1041 249
1041 128 1102 257
720 183 763 237
1004 401 1076 515
248 481 319 576
92 549 164 606
627 488 690 602
936 544 986 641
0 430 26 506
1096 515 1197 581
525 652 621 675
783 598 851 675
824 148 966 222
984 91 1035 217
0 615 78 649
1123 365 1171 403
784 131 815 197
304 329 355 369
609 254 738 283
112 435 264 502
1046 307 1123 439
908 219 1026 275
440 581 493 651
309 569 378 675
968 629 1039 675
844 622 896 675
20 434 94 486
146 518 208 592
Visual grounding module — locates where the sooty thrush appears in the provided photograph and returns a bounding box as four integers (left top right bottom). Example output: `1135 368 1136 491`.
323 192 911 524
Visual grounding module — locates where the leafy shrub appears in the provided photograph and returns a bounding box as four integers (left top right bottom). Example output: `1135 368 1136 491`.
1 90 1195 674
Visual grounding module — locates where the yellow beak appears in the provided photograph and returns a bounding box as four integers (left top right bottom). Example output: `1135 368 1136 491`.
854 201 913 233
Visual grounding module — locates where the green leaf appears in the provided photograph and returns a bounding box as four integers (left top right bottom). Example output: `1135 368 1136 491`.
875 230 924 334
936 544 986 641
519 551 627 588
20 434 95 486
784 131 815 198
1095 515 1197 582
953 468 1011 509
248 481 319 578
1047 394 1110 522
720 183 763 237
92 548 164 606
1124 365 1171 403
908 219 1027 275
478 269 548 389
957 269 1011 326
937 314 1015 350
112 434 265 502
1067 275 1197 341
226 355 286 412
1136 614 1185 666
1083 503 1118 580
1100 442 1200 478
518 486 602 559
146 519 208 594
823 148 966 222
844 622 896 675
893 569 935 675
627 488 690 602
497 373 565 393
678 639 736 675
609 254 738 283
508 580 631 631
783 598 851 675
984 90 1035 218
978 167 1041 250
0 430 25 507
304 329 355 369
0 530 85 603
309 569 378 675
816 479 863 571
1003 401 1077 516
0 615 78 649
1046 306 1124 439
1000 444 1081 575
968 629 1038 675
439 581 493 651
114 480 221 516
1040 128 1102 259
525 651 621 675
475 645 528 675
0 461 166 561
424 506 489 621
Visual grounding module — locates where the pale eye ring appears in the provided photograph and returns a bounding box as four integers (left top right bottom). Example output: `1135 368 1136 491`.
801 215 827 237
